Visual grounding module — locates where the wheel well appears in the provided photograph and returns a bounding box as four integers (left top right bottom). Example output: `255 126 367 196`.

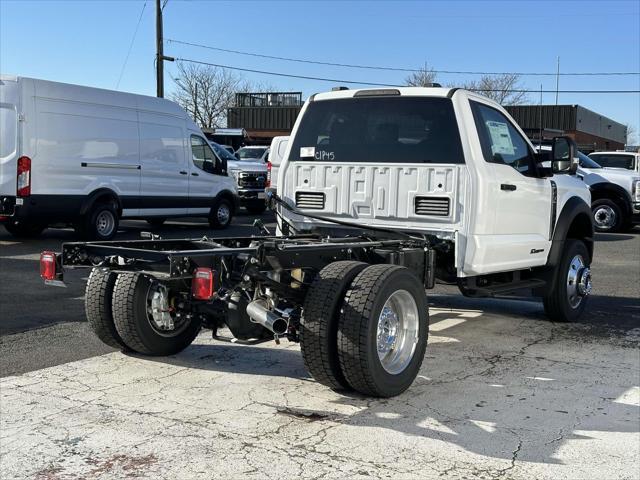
566 212 594 261
82 190 122 217
590 185 631 215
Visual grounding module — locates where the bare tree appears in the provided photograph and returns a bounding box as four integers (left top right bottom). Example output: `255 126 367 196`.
458 74 528 105
171 62 254 129
405 64 439 87
625 123 637 145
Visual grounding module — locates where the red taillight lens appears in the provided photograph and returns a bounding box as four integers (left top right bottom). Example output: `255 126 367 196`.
17 156 31 197
191 268 215 300
266 161 272 188
40 251 57 280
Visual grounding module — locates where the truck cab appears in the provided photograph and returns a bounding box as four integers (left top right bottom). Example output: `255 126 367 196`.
277 87 593 321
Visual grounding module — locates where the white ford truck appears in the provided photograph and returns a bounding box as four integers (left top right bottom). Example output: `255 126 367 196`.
41 87 594 398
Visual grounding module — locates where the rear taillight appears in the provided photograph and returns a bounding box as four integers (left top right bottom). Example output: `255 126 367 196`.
266 161 272 188
191 268 215 300
40 251 57 280
17 156 31 197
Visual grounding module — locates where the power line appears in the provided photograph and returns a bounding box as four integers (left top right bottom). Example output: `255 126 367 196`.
116 1 147 90
174 57 640 94
167 39 640 77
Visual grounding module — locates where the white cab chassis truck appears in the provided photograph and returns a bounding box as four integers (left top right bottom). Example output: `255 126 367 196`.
41 87 593 398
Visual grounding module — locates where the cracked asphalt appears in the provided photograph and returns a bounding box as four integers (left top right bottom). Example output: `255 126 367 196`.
0 218 639 479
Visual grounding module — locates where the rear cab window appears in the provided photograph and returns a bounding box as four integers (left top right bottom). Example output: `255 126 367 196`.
290 96 464 164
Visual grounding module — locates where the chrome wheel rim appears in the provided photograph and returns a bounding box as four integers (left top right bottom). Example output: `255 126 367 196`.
96 210 115 237
593 205 616 230
145 283 189 337
566 255 592 309
217 204 230 225
376 289 419 375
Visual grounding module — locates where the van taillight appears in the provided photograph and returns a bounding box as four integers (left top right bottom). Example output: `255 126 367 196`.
17 156 31 197
266 161 272 188
40 251 57 280
192 268 215 300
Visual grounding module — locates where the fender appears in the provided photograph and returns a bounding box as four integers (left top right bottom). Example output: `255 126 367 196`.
588 182 632 216
80 188 122 216
546 196 594 267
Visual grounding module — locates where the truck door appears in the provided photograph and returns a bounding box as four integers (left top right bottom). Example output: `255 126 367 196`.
187 134 224 215
469 100 552 272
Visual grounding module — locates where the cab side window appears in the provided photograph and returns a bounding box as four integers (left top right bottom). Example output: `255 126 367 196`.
191 135 218 174
471 101 535 176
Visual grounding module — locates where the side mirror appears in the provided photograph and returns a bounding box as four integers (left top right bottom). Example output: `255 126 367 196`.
234 152 240 160
552 136 579 175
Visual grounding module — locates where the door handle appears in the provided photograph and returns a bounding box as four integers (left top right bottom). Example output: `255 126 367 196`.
500 183 517 191
191 172 199 176
179 170 188 175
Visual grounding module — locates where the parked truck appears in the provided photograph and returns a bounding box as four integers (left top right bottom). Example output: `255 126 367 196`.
40 87 593 398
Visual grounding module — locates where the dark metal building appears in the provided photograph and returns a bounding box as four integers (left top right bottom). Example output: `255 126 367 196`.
505 104 627 153
227 92 303 145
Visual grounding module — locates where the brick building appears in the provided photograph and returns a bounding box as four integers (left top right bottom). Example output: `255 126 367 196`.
505 104 627 153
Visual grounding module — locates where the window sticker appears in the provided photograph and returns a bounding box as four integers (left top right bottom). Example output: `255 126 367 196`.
300 146 315 158
486 121 515 155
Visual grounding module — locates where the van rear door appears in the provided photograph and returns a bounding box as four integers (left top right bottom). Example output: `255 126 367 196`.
0 76 20 197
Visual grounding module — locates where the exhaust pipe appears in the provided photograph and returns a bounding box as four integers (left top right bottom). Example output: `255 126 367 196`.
246 299 288 335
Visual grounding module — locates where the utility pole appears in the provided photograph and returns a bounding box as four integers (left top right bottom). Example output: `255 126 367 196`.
155 0 174 98
555 56 560 105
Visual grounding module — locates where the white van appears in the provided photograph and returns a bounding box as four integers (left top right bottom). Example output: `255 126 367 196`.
0 75 238 239
268 136 289 188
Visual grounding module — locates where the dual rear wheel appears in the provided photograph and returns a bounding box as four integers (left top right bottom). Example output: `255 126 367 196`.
301 262 429 398
85 270 201 355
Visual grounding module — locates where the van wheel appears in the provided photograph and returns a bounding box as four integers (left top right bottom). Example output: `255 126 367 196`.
543 239 591 322
112 273 201 356
85 268 128 349
80 202 119 240
337 265 429 397
3 219 46 238
300 261 368 390
146 218 166 227
592 199 622 232
208 198 233 229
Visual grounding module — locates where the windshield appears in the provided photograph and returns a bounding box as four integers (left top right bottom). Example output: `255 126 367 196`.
210 142 236 162
237 147 267 160
589 153 635 170
290 96 464 163
578 152 601 169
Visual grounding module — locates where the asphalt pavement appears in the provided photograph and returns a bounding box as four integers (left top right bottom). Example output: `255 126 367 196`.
0 216 638 479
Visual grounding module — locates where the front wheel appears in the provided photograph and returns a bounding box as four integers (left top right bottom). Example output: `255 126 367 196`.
112 273 201 355
208 198 233 229
543 239 592 322
337 265 429 397
592 199 623 233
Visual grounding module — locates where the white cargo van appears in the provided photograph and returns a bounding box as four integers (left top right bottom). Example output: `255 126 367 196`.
0 75 238 239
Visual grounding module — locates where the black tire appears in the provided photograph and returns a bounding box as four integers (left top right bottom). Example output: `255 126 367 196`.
591 199 623 233
543 239 591 322
245 202 266 215
3 219 46 238
337 265 429 397
85 268 128 349
300 261 368 390
208 198 233 229
79 201 119 240
112 273 201 355
146 218 166 227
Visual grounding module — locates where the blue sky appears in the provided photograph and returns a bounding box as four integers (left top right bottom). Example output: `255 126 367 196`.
1 0 639 140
